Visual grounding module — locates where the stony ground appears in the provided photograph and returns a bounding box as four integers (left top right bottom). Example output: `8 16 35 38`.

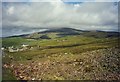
3 47 120 80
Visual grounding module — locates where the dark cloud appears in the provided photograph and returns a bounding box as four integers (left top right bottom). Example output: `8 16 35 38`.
2 1 118 31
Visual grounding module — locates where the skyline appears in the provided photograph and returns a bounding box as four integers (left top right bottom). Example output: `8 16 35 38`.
1 0 119 33
1 0 120 2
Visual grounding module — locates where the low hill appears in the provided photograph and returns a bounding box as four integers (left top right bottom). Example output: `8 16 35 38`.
23 27 119 39
3 27 119 41
2 27 120 80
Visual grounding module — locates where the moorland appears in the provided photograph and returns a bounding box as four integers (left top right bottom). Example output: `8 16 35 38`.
2 28 120 80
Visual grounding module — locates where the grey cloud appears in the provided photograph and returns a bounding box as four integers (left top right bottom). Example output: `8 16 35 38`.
2 2 118 31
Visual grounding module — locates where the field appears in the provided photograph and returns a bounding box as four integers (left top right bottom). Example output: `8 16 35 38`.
2 28 120 80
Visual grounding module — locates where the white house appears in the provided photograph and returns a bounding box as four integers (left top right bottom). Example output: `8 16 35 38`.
22 44 29 47
1 47 4 50
8 47 18 52
8 44 30 52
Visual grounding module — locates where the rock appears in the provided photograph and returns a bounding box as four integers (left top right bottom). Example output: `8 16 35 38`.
32 78 35 80
56 61 60 64
65 53 67 55
38 63 42 66
20 64 23 66
19 75 24 79
79 62 83 65
3 64 8 68
10 64 14 68
74 62 79 65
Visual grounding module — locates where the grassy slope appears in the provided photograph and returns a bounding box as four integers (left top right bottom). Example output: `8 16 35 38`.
2 34 120 80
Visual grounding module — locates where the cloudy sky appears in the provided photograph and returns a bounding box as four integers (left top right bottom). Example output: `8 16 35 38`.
1 0 119 35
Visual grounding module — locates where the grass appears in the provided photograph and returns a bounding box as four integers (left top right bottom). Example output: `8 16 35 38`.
2 67 17 80
2 34 120 80
2 37 33 47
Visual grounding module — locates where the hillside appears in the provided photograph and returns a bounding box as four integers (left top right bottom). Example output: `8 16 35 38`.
6 28 119 40
3 47 119 80
2 27 120 80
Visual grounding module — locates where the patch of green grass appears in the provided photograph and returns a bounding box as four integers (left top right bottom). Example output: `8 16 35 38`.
2 35 119 80
46 33 59 39
2 67 17 80
2 37 29 47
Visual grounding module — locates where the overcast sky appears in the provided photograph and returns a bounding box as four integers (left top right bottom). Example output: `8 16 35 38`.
1 0 119 31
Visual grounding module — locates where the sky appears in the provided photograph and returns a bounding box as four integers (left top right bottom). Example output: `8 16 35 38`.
1 0 120 2
1 0 119 33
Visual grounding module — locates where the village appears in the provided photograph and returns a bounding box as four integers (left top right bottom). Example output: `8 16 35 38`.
1 44 41 52
1 38 70 53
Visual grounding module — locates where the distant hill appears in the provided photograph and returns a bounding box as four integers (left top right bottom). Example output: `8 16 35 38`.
4 27 119 39
82 31 119 38
40 27 85 37
40 27 84 33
